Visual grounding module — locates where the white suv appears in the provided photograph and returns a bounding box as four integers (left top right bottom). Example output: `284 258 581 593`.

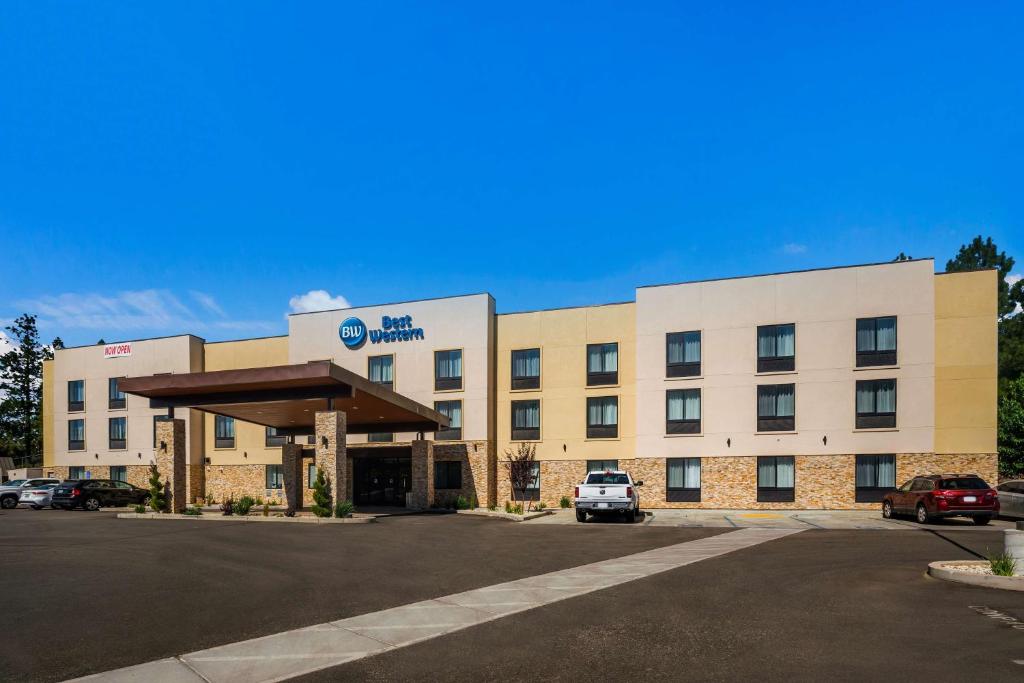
0 479 61 509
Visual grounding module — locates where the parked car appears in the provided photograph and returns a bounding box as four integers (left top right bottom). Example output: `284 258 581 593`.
882 474 998 525
0 478 61 509
574 470 642 522
51 479 150 511
995 480 1024 519
18 483 59 509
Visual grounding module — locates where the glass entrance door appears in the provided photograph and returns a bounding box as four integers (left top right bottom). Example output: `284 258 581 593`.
353 456 411 506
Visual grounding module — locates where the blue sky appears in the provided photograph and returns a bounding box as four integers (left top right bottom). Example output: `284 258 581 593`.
0 1 1021 347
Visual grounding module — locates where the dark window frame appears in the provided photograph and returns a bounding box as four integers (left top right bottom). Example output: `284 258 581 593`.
855 379 897 429
756 324 796 373
757 384 796 432
214 415 236 449
666 389 701 434
108 377 126 410
368 354 395 389
108 416 127 450
69 466 86 479
434 400 463 441
68 379 85 412
368 432 394 443
666 331 701 378
433 460 463 490
110 465 127 483
434 349 464 391
586 342 619 386
666 457 701 502
757 455 795 502
856 316 898 367
511 348 541 390
586 459 619 473
586 396 619 439
265 464 283 490
265 426 288 447
68 418 85 451
511 399 541 441
854 454 896 502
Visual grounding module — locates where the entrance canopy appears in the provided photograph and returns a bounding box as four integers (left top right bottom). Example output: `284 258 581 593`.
118 360 448 435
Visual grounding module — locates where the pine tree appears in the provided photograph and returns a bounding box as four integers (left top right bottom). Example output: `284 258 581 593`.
0 314 59 467
311 467 332 517
147 463 166 512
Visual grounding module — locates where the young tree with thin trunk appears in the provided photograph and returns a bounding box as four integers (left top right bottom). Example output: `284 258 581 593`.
504 442 537 513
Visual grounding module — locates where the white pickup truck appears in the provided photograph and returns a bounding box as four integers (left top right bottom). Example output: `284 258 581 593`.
574 470 642 523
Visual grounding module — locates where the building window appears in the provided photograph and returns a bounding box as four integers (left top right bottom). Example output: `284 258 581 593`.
757 324 795 373
667 457 701 502
108 417 127 450
368 355 394 388
511 348 541 390
434 349 463 391
757 456 795 502
69 465 86 479
856 317 897 367
368 432 394 443
434 400 462 440
855 454 896 502
667 331 701 377
511 399 540 441
108 377 126 409
434 461 463 490
586 343 618 386
586 396 618 438
856 379 897 429
153 415 160 448
587 459 619 472
110 465 127 483
512 462 540 501
666 389 701 434
215 415 235 448
265 426 288 447
757 384 795 432
68 419 85 451
265 465 283 490
308 463 317 488
68 380 85 412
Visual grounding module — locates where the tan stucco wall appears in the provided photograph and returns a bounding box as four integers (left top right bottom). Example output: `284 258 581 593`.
202 336 289 465
496 303 636 468
42 359 54 467
934 270 997 454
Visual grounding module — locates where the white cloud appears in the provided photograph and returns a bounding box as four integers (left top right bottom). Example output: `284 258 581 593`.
1009 273 1022 314
288 290 351 314
781 243 808 255
0 330 12 354
190 290 226 317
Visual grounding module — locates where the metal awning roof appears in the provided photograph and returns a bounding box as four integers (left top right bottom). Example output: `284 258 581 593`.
118 361 448 435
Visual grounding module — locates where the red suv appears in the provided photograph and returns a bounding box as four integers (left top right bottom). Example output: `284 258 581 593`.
882 474 998 525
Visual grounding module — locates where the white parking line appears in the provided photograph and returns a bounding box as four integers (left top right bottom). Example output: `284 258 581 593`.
67 528 801 683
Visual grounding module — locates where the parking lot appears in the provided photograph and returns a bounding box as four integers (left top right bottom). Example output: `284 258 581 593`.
2 506 1024 682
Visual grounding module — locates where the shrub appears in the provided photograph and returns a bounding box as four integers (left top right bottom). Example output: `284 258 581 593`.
470 494 479 509
559 495 572 509
263 502 270 517
221 497 235 516
536 501 546 511
311 467 332 518
455 495 472 510
147 463 166 513
504 500 512 513
183 505 202 516
235 496 256 516
488 504 497 511
132 504 147 514
505 501 523 515
989 550 1017 577
334 500 355 518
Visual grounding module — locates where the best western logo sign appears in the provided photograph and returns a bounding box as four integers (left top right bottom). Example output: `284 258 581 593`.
339 315 424 350
104 342 132 358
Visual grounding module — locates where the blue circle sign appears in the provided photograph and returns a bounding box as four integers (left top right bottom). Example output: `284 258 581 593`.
339 317 367 349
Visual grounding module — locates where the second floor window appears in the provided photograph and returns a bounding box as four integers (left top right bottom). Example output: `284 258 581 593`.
667 331 701 377
68 419 85 450
666 389 701 434
757 324 795 373
265 426 288 447
109 417 127 450
435 400 462 441
215 415 235 448
108 377 126 409
587 343 618 386
368 355 394 388
511 348 541 390
757 384 795 432
68 380 85 411
435 350 463 391
856 379 896 429
586 396 618 439
511 400 540 441
856 317 897 367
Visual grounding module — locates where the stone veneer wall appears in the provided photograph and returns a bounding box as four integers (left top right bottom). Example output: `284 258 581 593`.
432 440 493 508
203 465 285 505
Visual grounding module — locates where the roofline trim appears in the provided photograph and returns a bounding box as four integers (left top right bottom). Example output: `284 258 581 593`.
287 292 495 318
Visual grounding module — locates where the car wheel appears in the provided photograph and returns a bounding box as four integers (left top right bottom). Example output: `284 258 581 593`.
882 500 893 519
84 497 101 512
575 509 587 523
634 506 642 522
916 504 930 524
0 495 18 509
973 515 992 526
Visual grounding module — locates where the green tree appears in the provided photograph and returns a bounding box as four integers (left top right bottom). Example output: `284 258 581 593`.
893 252 914 261
945 235 1017 318
998 377 1024 478
0 315 58 467
310 467 332 517
147 463 167 512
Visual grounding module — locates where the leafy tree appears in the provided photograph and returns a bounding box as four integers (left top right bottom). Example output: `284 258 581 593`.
0 315 59 467
893 252 914 261
945 235 1018 318
504 442 537 513
311 467 332 517
147 463 167 512
998 377 1024 478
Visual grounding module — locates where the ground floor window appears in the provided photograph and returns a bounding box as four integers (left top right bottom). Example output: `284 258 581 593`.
265 465 283 490
667 457 701 502
512 461 540 501
434 461 462 490
110 465 127 482
855 454 896 502
69 466 86 479
757 456 795 502
307 463 316 489
586 459 618 472
368 432 394 443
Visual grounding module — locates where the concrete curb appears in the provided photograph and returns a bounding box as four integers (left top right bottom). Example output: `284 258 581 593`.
116 512 375 524
455 508 555 522
927 561 1024 591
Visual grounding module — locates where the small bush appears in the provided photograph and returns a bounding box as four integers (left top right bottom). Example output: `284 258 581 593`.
311 468 333 518
504 500 512 513
334 500 355 518
147 463 166 513
989 550 1017 577
536 501 546 511
182 505 203 516
455 495 472 510
505 501 523 515
559 495 572 509
488 504 497 511
221 497 235 516
132 504 147 514
470 494 479 509
262 502 270 517
235 495 256 516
